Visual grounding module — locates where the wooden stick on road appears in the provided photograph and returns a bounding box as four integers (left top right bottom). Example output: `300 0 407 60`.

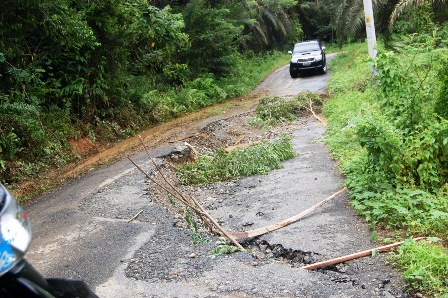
301 237 427 270
231 187 348 239
127 210 144 223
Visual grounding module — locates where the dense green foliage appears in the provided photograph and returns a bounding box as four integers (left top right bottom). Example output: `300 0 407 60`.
2 0 447 187
325 30 448 236
324 17 448 294
0 0 298 185
176 134 296 185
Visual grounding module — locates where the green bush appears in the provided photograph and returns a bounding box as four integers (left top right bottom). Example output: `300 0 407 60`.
250 92 323 127
325 39 448 237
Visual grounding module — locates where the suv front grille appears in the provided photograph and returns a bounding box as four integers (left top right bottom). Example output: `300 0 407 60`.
298 58 315 62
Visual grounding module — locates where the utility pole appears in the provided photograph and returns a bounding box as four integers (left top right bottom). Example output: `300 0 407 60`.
363 0 377 59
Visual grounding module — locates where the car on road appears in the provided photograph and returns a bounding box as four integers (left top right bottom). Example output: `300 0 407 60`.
288 40 327 78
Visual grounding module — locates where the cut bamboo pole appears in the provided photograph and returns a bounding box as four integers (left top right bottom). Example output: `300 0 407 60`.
231 187 348 239
301 237 427 270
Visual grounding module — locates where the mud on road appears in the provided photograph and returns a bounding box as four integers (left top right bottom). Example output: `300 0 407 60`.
26 58 410 298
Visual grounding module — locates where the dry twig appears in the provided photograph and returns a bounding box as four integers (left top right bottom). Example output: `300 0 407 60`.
184 142 199 160
127 210 144 223
308 99 323 123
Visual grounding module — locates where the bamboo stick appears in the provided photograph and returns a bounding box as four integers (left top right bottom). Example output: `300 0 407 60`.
135 136 245 251
301 237 427 270
127 210 144 223
231 187 348 239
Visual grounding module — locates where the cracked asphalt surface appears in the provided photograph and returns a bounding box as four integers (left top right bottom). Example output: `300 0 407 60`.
25 57 409 297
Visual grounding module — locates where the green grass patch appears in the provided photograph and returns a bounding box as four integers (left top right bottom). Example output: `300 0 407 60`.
176 134 296 185
209 243 241 257
390 239 448 296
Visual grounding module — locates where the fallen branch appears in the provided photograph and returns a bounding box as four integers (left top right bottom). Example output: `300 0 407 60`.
127 210 144 223
184 142 199 160
230 187 348 239
130 135 245 251
127 157 201 213
301 237 427 270
308 99 324 124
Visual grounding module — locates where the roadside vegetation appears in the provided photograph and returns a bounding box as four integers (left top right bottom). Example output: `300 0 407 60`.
324 5 448 296
0 0 300 192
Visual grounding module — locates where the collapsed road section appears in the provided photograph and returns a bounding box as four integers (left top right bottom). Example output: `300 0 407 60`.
121 116 408 297
26 59 410 297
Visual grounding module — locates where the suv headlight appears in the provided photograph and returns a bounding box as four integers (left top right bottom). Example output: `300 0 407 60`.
315 56 322 62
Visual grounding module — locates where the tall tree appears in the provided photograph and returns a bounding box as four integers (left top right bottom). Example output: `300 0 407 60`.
180 0 242 76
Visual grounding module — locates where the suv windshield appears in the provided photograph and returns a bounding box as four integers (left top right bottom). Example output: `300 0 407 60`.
293 43 320 53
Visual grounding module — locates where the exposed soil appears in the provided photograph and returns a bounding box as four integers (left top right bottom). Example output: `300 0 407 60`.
25 60 415 298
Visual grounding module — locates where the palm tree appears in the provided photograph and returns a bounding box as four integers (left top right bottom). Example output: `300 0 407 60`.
335 0 388 43
389 0 448 29
335 0 447 43
241 0 297 50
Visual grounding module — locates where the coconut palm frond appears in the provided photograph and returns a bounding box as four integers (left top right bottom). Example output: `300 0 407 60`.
252 20 269 45
335 0 389 41
335 0 364 41
345 5 365 37
389 0 426 28
389 0 448 29
262 6 289 36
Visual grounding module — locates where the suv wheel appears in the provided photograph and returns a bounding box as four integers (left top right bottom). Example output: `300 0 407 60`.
290 67 299 78
319 63 327 74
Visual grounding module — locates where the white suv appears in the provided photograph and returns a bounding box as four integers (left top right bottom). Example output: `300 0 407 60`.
288 40 327 78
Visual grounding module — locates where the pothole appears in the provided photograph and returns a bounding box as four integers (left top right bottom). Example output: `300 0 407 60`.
244 238 319 267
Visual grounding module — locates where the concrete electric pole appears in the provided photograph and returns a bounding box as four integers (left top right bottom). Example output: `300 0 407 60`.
363 0 377 59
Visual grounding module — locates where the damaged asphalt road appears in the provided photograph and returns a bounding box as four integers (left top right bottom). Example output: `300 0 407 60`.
26 56 409 297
